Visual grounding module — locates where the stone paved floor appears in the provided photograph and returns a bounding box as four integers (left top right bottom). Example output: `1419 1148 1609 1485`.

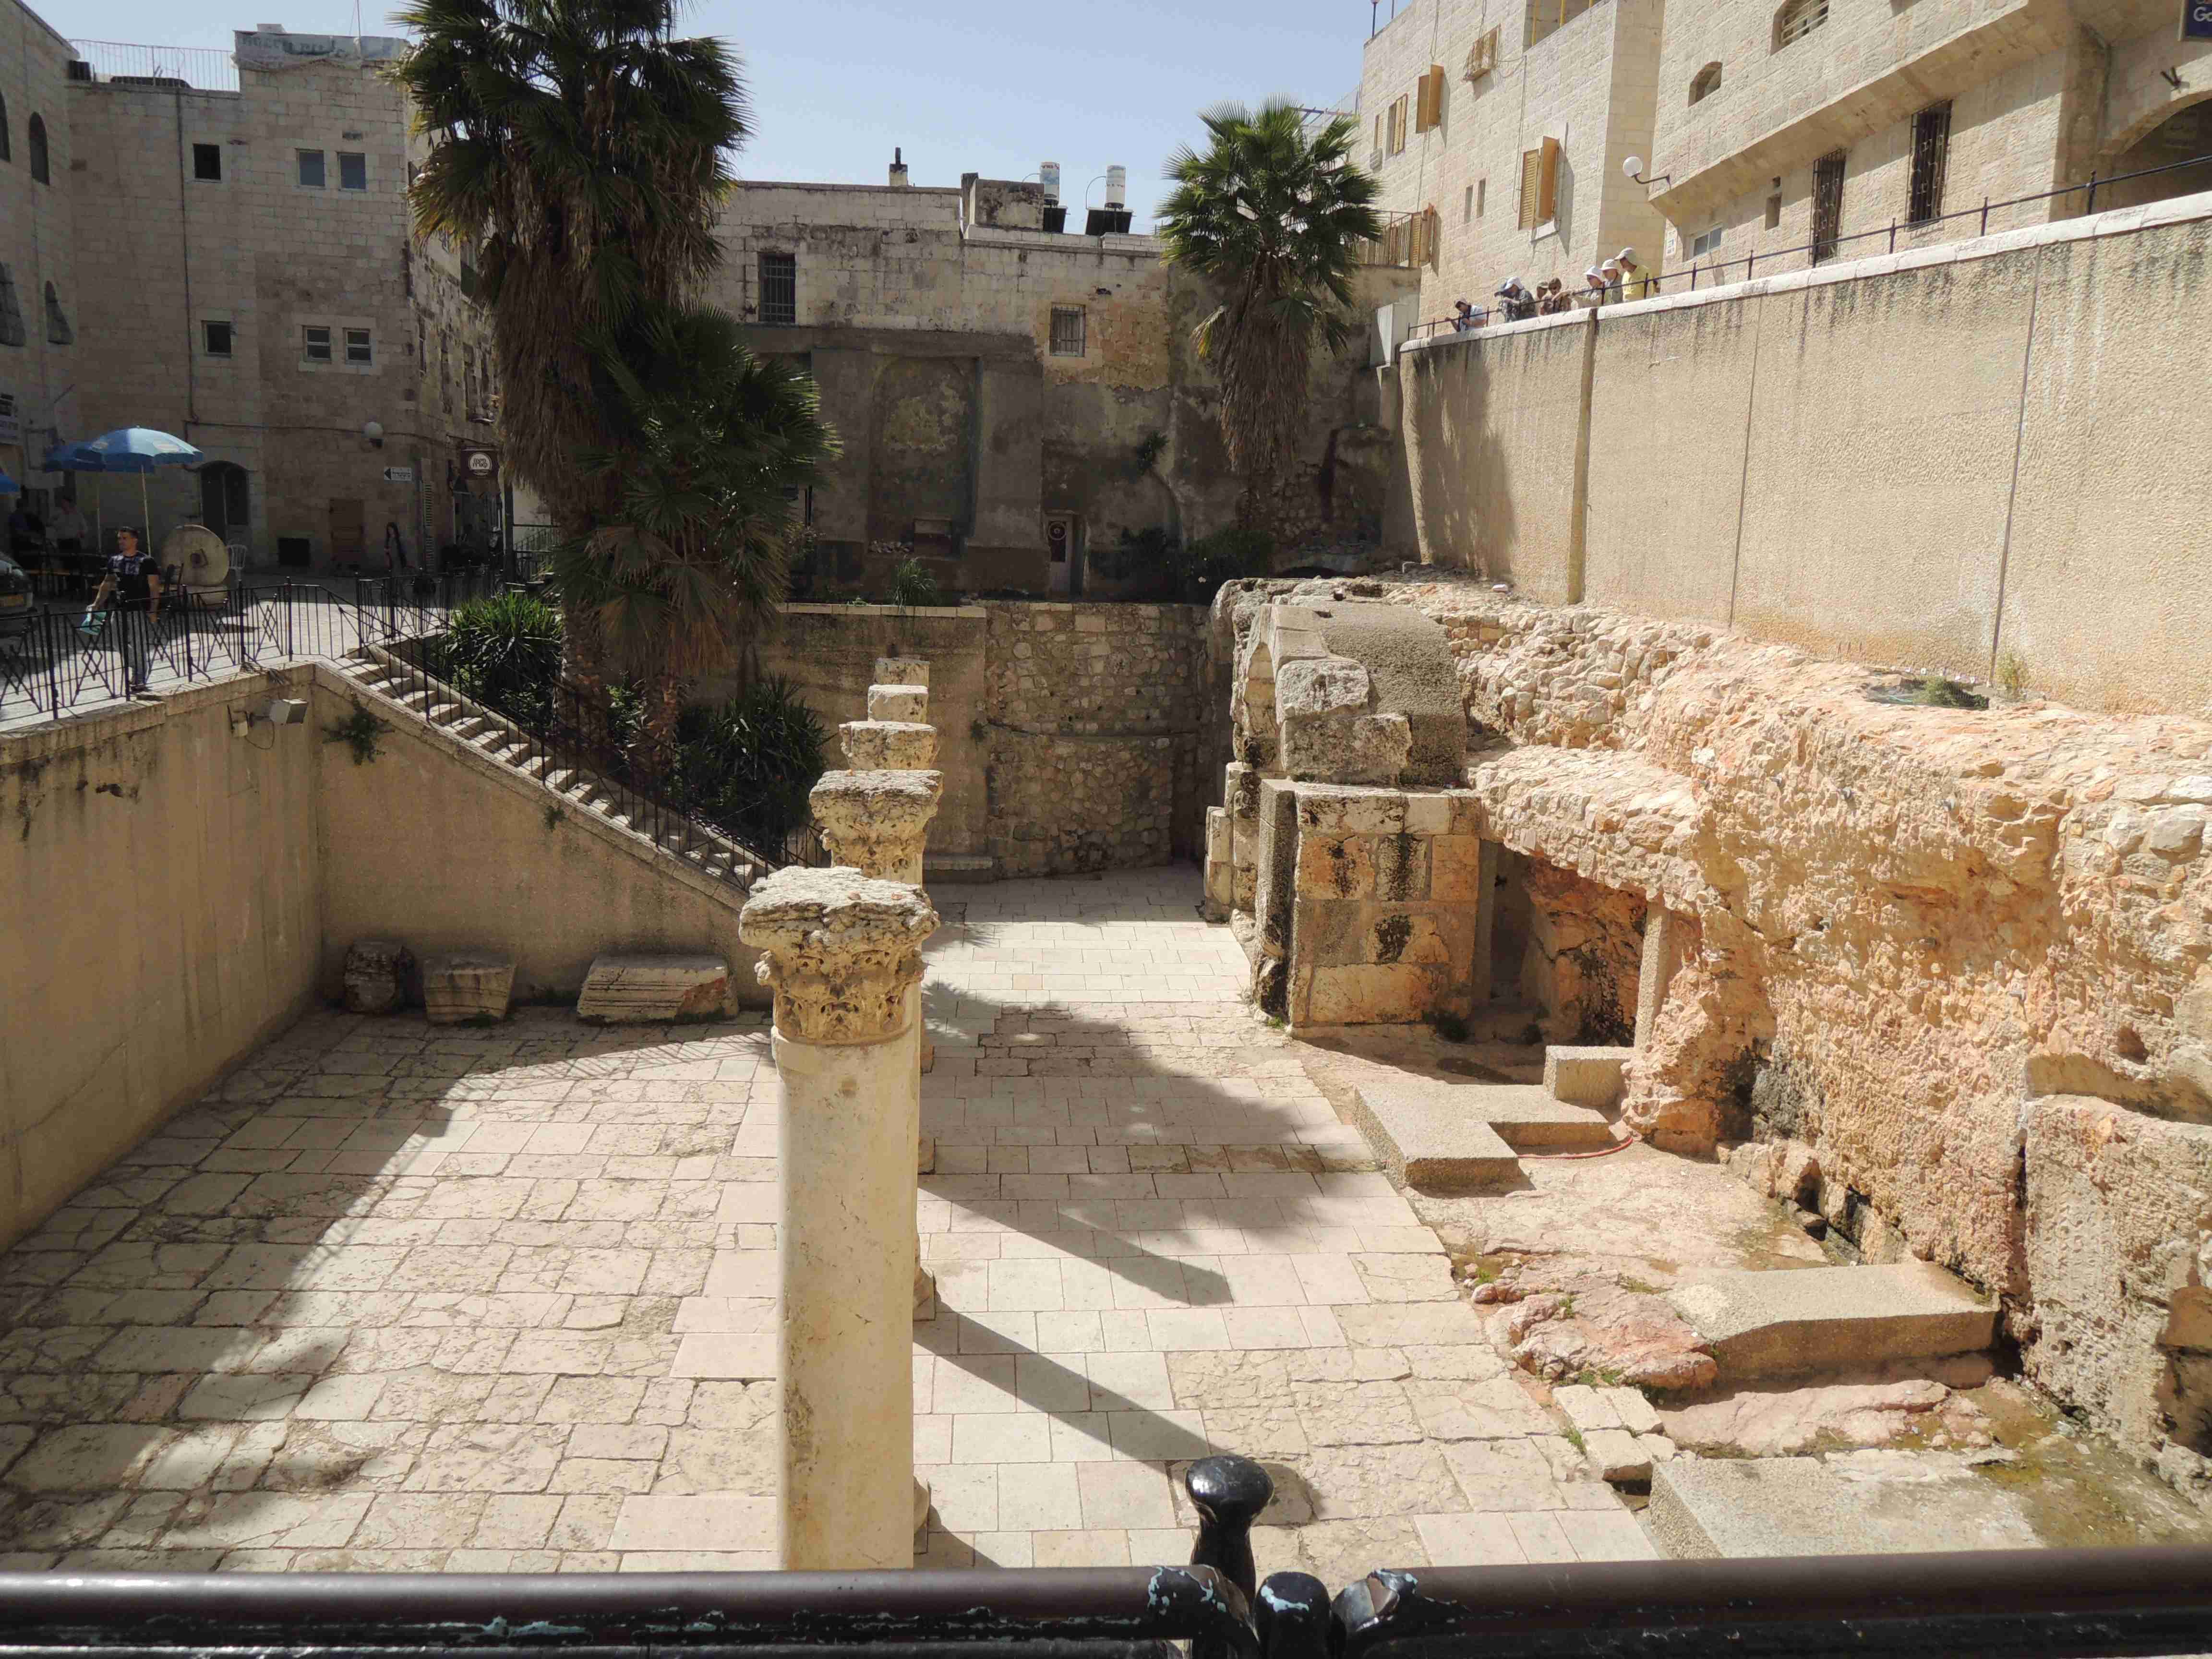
0 867 1656 1577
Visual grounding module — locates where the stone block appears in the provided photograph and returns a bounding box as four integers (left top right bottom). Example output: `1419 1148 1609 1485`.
577 955 731 1022
1585 1428 1651 1485
840 720 937 769
1403 792 1453 836
421 953 515 1025
1666 1262 1996 1380
1429 836 1492 902
1297 833 1376 901
1372 833 1431 903
1546 1046 1633 1107
343 939 413 1015
1297 786 1407 837
867 685 927 721
1646 1455 2039 1559
874 657 928 688
1307 963 1437 1026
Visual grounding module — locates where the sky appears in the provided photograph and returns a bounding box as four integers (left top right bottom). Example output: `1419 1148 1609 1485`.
50 0 1380 229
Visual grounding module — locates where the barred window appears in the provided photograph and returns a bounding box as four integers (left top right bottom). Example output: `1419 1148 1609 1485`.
758 251 796 325
1774 0 1828 50
1908 101 1952 225
1049 305 1087 358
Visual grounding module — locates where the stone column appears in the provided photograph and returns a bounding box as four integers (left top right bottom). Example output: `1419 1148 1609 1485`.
738 866 936 1572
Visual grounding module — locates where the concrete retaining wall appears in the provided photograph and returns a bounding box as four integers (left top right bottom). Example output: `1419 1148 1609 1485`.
1397 190 2212 716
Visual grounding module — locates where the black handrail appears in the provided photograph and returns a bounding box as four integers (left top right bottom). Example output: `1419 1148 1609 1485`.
1404 146 2212 342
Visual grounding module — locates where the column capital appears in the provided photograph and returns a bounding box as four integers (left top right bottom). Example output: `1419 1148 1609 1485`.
874 656 929 688
840 719 938 770
810 769 944 880
738 866 937 1044
868 684 928 722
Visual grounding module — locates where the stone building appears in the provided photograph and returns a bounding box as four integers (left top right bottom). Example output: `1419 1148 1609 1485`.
1353 0 1671 322
707 164 1421 598
0 5 497 574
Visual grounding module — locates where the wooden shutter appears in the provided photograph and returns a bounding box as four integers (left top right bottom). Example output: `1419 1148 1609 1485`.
1415 65 1445 132
1516 147 1543 228
1538 136 1561 222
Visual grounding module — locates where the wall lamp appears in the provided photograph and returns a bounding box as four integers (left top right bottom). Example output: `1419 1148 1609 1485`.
1623 156 1673 186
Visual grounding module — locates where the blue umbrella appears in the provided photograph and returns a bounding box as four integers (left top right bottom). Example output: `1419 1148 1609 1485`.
59 428 203 552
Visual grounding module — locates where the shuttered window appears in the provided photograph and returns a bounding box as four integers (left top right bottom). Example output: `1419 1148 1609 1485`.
1516 137 1561 229
1414 65 1445 132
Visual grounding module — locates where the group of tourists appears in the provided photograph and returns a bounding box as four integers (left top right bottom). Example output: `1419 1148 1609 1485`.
1443 246 1655 333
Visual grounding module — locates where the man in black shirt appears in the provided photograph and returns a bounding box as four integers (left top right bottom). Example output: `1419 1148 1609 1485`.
88 526 164 695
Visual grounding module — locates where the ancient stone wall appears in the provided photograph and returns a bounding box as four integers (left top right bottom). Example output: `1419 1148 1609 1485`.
1374 572 2212 1484
981 603 1209 878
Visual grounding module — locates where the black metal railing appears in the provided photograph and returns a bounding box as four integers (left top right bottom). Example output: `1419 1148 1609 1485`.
1404 147 2212 342
3 1456 2211 1659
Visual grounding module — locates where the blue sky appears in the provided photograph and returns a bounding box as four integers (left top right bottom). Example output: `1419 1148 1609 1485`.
51 0 1376 228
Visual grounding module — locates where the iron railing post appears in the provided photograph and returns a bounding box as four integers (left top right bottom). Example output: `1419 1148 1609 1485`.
1981 196 1990 236
2086 169 2099 214
1255 1573 1331 1659
44 613 63 718
1187 1454 1272 1601
1889 217 1897 252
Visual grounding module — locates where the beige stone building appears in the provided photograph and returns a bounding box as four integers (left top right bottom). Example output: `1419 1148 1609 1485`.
708 166 1419 597
1354 0 1670 326
0 5 497 575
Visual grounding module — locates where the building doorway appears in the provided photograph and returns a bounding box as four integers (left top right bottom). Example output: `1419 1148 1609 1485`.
329 497 366 571
2100 99 2212 214
199 463 249 555
1046 514 1080 596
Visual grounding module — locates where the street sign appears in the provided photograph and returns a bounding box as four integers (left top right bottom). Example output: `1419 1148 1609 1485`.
2186 0 2212 39
463 449 497 479
382 466 415 483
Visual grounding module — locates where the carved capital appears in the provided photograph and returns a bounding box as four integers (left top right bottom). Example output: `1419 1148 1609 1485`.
840 719 938 770
809 769 944 880
738 866 937 1044
867 684 928 722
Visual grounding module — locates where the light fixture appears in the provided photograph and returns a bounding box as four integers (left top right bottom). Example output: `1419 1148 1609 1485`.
362 419 384 448
1623 156 1672 186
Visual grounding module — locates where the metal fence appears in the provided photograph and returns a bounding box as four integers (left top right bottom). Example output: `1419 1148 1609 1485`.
67 38 240 92
1405 147 2212 343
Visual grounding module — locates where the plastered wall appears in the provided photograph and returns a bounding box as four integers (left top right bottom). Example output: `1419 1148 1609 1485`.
1398 190 2212 715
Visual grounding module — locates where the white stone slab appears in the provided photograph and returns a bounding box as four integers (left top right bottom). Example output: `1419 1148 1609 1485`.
577 953 731 1022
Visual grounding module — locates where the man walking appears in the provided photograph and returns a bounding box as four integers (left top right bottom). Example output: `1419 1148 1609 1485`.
88 526 164 696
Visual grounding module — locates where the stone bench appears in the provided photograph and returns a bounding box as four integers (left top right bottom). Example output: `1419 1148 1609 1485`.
577 954 732 1022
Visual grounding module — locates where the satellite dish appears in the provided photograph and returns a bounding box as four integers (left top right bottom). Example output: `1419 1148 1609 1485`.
162 522 230 596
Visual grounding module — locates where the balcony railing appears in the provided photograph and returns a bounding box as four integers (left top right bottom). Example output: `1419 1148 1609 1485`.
67 38 239 92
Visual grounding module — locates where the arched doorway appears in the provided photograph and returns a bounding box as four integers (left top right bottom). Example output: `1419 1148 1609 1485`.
199 462 250 550
2100 98 2212 214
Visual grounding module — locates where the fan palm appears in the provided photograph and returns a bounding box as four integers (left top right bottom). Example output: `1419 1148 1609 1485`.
551 305 839 753
1157 102 1381 523
394 0 747 534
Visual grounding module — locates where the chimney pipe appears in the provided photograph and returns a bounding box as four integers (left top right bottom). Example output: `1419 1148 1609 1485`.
889 146 909 187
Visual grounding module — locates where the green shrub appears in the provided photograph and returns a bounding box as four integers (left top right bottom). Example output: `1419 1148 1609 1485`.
674 676 828 854
436 589 564 727
1178 526 1273 603
888 557 943 608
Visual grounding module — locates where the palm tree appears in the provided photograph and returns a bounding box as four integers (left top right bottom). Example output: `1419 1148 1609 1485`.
551 305 838 753
395 0 747 548
1157 102 1381 527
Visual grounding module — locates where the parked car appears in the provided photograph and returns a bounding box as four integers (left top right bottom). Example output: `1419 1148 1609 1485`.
0 553 36 640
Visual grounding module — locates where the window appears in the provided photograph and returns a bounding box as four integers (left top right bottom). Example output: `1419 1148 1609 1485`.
1688 224 1724 260
1811 149 1846 263
1516 136 1561 230
297 148 325 188
1774 0 1828 50
43 282 71 345
28 113 48 184
1690 62 1722 106
1477 177 1487 217
0 264 24 347
1464 26 1500 81
1463 183 1474 222
0 91 10 163
203 320 233 357
192 141 221 180
303 324 332 362
1387 95 1409 154
1526 0 1598 49
1908 100 1951 225
757 251 796 325
344 327 372 364
1049 305 1087 357
338 151 367 191
1414 64 1445 133
1765 191 1783 229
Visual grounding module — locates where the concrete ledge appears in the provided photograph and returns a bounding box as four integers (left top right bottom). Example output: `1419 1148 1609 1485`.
1647 1455 2038 1559
1666 1262 1996 1380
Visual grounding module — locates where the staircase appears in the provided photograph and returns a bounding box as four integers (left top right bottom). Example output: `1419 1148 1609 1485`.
330 647 776 895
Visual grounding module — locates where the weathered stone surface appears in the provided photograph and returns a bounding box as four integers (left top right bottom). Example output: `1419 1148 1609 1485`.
809 771 944 883
839 720 937 771
420 954 514 1025
737 867 936 1045
1666 1262 1996 1381
576 956 730 1023
1546 1046 1632 1107
866 685 927 722
342 940 413 1016
1659 1370 1995 1458
1647 1453 2039 1559
1473 1262 1718 1391
873 658 928 689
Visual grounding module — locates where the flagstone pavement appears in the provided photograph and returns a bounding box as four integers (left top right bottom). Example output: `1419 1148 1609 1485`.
0 867 1658 1579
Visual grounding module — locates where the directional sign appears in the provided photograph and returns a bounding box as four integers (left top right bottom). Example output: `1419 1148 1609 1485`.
382 466 415 483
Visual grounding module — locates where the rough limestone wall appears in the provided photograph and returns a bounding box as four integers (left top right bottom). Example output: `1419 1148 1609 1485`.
1384 577 2212 1472
981 603 1210 877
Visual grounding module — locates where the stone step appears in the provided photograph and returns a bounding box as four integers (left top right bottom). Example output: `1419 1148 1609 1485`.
1666 1262 1996 1381
1345 1079 1519 1192
1646 1454 2038 1559
1546 1045 1633 1107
